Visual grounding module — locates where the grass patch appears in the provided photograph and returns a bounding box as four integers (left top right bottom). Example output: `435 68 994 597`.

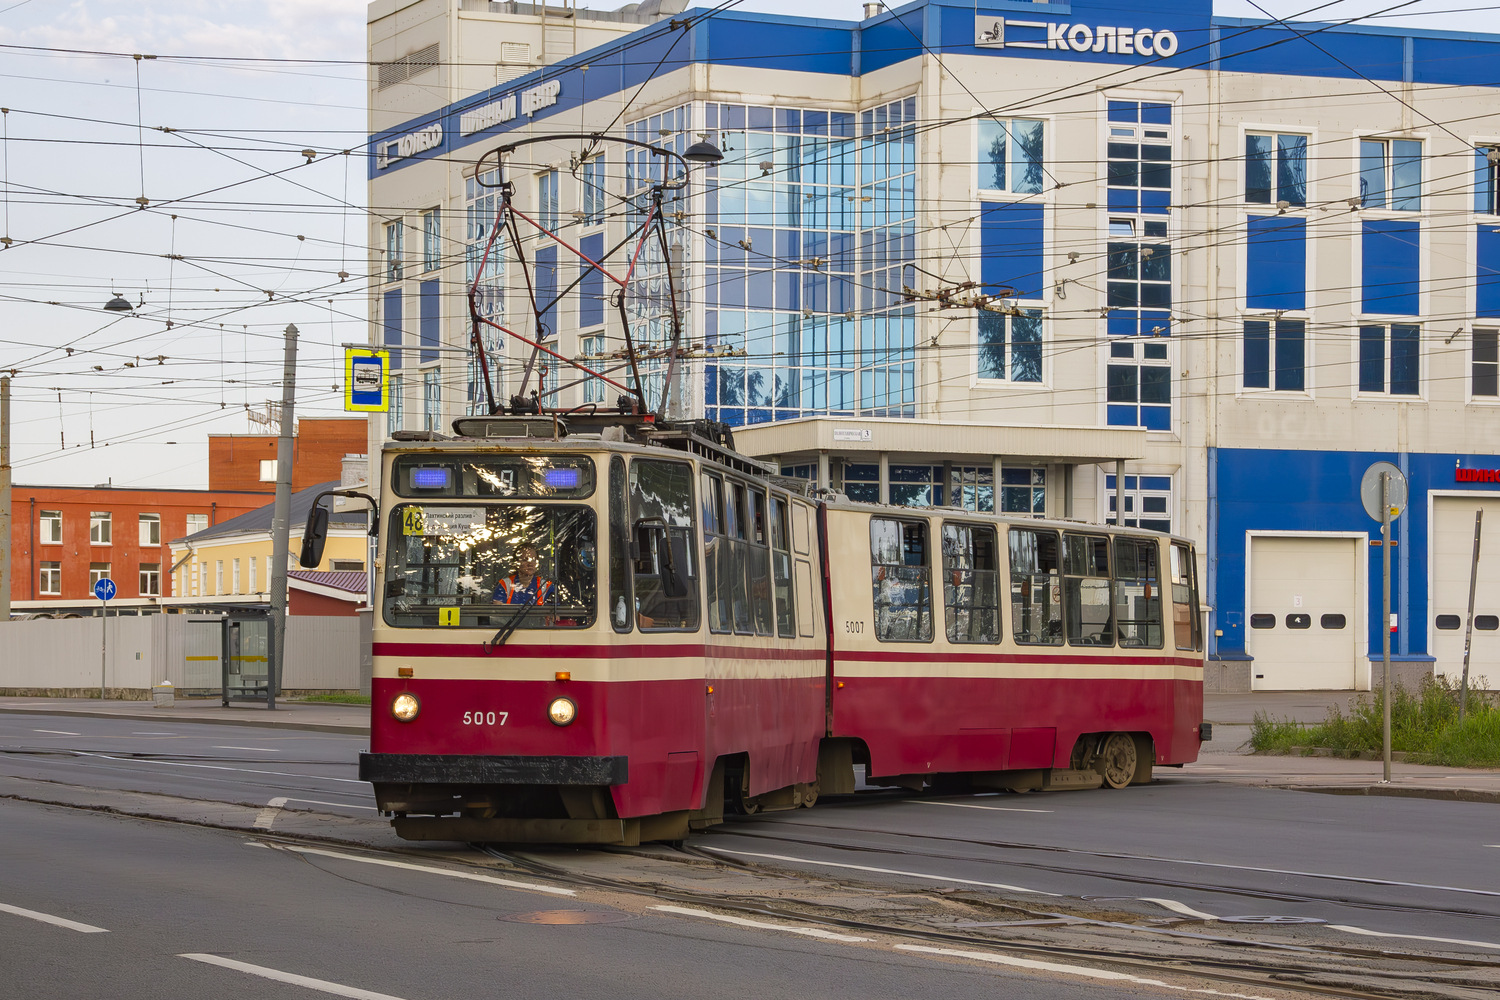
292 693 371 705
1250 675 1500 768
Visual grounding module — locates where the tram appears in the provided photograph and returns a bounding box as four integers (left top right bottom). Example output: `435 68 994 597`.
303 129 1206 844
301 415 1206 845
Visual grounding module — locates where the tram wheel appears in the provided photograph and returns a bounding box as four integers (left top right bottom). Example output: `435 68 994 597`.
1095 733 1137 789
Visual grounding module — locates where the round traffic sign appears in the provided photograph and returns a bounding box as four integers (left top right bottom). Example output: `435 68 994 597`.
1360 461 1407 521
93 578 116 602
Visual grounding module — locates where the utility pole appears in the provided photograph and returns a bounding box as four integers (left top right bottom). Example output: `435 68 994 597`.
0 375 10 621
268 324 298 711
1381 472 1392 783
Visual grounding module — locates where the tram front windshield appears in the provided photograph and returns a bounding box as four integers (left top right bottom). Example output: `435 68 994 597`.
383 503 596 628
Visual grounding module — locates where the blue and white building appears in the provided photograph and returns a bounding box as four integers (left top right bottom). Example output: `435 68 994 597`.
365 0 1500 690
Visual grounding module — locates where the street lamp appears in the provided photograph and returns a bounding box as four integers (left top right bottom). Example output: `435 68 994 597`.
103 293 132 312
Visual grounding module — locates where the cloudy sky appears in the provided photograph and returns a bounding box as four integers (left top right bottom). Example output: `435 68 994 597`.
0 0 1489 488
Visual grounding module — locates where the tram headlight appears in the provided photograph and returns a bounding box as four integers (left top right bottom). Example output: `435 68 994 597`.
547 696 577 727
391 692 420 723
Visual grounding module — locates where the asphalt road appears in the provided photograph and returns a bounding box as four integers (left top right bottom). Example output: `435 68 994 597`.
3 711 1498 999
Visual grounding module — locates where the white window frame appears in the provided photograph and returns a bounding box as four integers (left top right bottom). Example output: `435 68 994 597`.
89 511 111 544
89 562 111 589
423 368 441 432
1243 130 1310 208
138 513 161 546
1472 327 1499 402
40 510 61 544
975 115 1047 197
185 513 208 535
39 562 61 595
385 219 404 281
975 308 1047 386
1357 135 1424 213
1355 322 1424 400
139 563 160 597
422 208 441 271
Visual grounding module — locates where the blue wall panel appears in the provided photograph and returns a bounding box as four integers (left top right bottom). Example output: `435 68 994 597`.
382 288 403 370
419 280 439 364
1245 215 1305 311
579 234 605 329
979 201 1044 300
1479 224 1500 318
1362 220 1420 315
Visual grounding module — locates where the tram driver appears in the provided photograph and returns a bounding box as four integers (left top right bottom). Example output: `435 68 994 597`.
493 544 555 605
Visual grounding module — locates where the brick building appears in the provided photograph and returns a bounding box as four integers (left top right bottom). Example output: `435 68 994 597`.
10 485 269 610
208 417 369 493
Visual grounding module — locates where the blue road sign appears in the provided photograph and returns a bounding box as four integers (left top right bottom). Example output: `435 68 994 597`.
94 578 116 602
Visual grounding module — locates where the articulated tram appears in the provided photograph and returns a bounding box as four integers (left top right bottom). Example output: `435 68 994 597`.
309 413 1207 845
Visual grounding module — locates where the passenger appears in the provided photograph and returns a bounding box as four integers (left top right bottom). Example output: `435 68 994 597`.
493 544 555 605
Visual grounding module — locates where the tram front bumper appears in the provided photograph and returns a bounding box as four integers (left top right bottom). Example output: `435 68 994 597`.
359 752 627 786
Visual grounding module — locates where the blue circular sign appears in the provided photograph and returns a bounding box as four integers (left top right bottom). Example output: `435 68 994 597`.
94 578 116 602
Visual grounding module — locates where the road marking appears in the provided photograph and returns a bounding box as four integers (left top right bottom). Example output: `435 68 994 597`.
179 955 406 999
257 843 576 896
131 732 177 736
912 800 1054 814
253 797 288 829
74 750 364 784
701 847 1057 895
281 797 379 812
895 944 1277 999
33 729 80 736
1139 898 1221 921
0 902 108 934
214 746 280 752
1328 924 1500 952
651 905 871 942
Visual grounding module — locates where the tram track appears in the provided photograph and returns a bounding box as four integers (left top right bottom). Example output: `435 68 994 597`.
704 813 1500 922
465 840 1499 1000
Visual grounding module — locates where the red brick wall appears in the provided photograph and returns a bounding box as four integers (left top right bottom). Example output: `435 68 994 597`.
208 418 368 493
289 588 360 617
12 487 267 601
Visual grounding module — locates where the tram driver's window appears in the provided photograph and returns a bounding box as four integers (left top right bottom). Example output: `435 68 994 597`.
941 522 1000 643
1009 527 1062 645
1063 533 1113 646
1170 542 1201 650
628 459 701 631
1114 537 1163 648
870 518 933 642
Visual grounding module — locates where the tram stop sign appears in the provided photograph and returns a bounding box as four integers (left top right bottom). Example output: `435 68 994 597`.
1360 461 1408 521
93 577 116 602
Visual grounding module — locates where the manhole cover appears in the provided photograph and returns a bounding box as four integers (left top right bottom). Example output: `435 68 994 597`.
1219 915 1326 924
501 909 633 925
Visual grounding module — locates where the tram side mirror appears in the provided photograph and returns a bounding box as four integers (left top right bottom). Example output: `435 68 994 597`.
299 505 330 568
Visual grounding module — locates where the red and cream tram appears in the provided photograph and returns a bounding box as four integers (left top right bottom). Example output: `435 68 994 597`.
306 414 1206 845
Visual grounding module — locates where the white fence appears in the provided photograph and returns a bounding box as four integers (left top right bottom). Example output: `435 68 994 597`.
0 614 362 697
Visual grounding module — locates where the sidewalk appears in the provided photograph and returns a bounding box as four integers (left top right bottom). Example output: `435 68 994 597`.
1 691 1496 803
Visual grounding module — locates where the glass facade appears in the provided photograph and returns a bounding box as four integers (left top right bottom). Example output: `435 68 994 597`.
466 168 505 412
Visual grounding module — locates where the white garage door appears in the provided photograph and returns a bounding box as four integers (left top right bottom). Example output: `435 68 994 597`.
1431 496 1500 685
1248 536 1360 690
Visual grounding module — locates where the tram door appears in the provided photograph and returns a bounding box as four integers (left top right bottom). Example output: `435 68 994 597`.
223 613 276 704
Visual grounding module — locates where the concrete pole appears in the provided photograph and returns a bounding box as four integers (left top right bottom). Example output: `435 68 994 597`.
268 323 299 711
1459 508 1483 722
0 376 10 620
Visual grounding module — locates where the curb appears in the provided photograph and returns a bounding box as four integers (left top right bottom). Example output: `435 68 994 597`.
0 705 368 736
1288 784 1500 805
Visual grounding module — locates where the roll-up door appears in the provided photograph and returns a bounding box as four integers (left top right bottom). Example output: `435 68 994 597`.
1248 536 1360 690
1431 496 1500 684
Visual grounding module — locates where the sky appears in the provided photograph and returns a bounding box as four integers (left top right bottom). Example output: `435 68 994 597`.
0 0 1493 490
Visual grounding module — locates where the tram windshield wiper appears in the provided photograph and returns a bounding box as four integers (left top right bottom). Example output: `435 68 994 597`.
484 600 534 653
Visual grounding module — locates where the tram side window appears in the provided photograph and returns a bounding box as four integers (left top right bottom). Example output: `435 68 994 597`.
769 495 796 638
746 488 774 636
1114 537 1163 648
628 459 700 631
1009 527 1062 645
941 522 1001 644
871 518 933 642
609 457 632 632
1170 541 1202 651
702 472 729 634
1063 533 1113 646
724 483 752 633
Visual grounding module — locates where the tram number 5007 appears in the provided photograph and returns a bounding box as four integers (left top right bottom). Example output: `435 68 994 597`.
843 621 864 634
462 710 508 726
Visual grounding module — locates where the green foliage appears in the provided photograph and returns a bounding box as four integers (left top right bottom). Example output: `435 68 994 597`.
1248 676 1500 767
293 693 371 705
